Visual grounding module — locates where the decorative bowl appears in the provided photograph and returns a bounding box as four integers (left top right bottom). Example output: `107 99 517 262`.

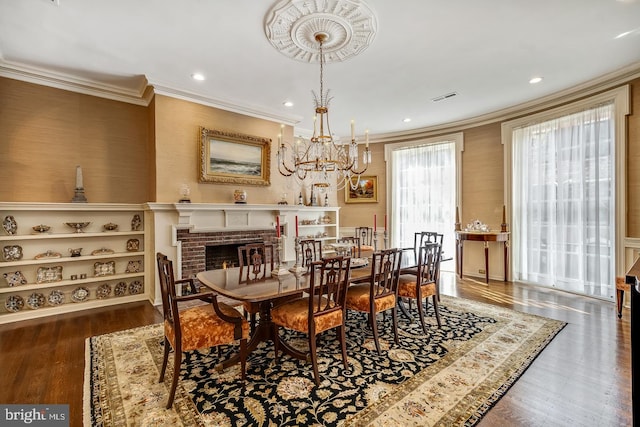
103 222 118 231
65 222 91 233
32 224 51 233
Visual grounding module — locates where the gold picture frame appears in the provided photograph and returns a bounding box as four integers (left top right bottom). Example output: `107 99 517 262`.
199 127 271 186
345 175 378 203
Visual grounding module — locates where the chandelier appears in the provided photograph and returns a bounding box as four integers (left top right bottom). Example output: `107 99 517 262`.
276 33 372 194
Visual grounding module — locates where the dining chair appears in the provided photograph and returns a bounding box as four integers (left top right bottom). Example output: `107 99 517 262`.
238 242 273 282
407 231 444 301
355 226 374 246
345 248 402 354
397 243 442 334
156 252 248 408
271 256 352 385
338 236 361 258
237 242 273 333
299 239 323 274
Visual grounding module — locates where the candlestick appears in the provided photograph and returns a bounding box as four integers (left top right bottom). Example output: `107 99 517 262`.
373 214 377 232
384 214 387 232
272 236 290 276
295 215 299 237
276 216 281 237
75 165 83 189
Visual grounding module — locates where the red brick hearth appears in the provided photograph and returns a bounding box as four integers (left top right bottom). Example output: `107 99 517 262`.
177 228 276 280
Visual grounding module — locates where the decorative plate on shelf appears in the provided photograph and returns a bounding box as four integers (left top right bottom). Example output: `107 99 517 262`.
91 247 114 256
35 250 62 260
3 245 23 261
47 290 65 306
128 280 143 295
126 239 140 252
5 295 24 312
114 281 128 297
96 283 112 299
27 292 45 309
131 214 142 231
3 271 27 287
32 224 51 233
102 222 118 231
36 266 63 283
94 261 116 277
125 260 142 273
71 287 90 303
3 215 17 235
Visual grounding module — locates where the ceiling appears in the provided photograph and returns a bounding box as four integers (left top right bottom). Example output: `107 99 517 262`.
1 0 639 140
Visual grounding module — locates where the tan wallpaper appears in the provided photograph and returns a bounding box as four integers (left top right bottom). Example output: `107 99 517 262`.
0 77 151 203
153 95 313 205
338 142 387 228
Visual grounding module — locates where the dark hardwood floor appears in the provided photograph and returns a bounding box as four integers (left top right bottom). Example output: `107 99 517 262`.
0 273 632 426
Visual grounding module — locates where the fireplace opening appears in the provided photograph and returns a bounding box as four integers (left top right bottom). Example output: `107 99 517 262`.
205 241 263 270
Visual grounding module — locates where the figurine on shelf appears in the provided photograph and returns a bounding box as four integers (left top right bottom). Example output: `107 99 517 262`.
131 214 142 231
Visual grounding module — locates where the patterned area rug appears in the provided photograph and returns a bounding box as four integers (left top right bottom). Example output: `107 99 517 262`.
84 296 565 426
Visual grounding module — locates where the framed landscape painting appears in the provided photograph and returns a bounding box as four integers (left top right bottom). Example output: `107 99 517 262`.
199 127 271 186
345 175 378 203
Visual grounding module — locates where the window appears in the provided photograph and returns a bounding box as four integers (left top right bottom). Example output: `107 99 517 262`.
503 86 629 300
385 133 463 268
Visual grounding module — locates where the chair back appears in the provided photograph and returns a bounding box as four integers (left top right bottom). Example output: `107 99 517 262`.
238 242 272 282
417 242 441 285
338 236 361 258
370 248 402 299
355 226 374 246
300 239 322 273
156 252 180 329
413 232 443 263
308 256 351 319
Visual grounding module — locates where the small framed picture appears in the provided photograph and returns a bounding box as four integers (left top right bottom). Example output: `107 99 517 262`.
345 175 378 203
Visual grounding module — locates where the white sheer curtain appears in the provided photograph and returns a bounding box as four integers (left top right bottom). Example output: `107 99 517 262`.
512 103 615 298
391 142 456 267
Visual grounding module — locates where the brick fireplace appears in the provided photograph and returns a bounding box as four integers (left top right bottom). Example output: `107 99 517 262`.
177 228 276 281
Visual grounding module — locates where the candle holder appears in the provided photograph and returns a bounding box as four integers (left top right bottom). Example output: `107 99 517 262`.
383 230 388 250
288 237 306 274
272 236 289 276
71 187 88 203
373 231 378 252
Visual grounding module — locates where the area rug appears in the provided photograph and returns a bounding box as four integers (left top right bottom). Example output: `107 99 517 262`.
84 296 565 426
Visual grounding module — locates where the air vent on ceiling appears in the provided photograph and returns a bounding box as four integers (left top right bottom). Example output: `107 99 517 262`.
431 92 458 102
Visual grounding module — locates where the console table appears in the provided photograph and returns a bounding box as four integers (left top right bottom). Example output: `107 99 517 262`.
455 231 509 283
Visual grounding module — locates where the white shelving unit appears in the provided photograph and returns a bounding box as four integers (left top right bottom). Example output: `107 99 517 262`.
0 203 148 324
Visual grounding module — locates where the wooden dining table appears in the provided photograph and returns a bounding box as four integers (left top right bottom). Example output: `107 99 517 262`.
196 251 421 370
197 266 310 368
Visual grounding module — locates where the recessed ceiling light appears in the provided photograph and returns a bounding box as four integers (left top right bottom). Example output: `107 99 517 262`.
191 73 205 81
403 118 412 123
529 77 543 84
283 101 294 107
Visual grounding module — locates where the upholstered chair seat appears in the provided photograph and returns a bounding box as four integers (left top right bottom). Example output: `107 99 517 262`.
271 296 342 334
164 302 249 351
397 276 437 300
345 284 395 313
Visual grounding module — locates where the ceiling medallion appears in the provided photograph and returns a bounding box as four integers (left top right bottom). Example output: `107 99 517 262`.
264 0 378 63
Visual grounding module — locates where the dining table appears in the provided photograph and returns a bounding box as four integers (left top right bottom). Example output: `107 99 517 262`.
196 250 422 370
197 266 310 369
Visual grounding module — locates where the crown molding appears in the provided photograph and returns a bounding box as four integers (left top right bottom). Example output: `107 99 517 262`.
0 60 153 106
151 83 302 127
371 61 640 144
